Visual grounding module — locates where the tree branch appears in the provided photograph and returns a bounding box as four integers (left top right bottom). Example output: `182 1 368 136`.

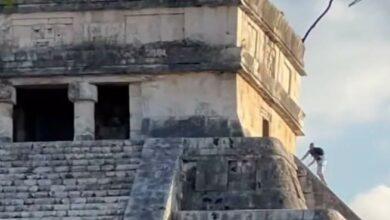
349 0 363 7
302 0 334 43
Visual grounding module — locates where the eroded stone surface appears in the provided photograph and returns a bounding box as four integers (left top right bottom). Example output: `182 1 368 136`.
0 84 16 104
0 137 358 220
68 82 97 103
0 102 13 142
141 116 243 138
0 0 304 66
179 137 306 210
0 140 143 219
68 82 97 141
124 137 309 219
124 138 184 220
0 0 305 142
174 209 346 220
0 83 15 142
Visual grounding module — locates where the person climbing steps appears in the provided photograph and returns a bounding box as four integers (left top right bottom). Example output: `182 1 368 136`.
301 142 327 184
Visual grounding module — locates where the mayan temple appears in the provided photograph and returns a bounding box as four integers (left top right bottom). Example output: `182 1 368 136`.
0 0 359 219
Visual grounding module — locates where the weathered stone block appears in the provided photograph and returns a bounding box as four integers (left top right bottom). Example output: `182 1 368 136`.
0 84 16 105
228 159 256 191
68 82 97 103
124 138 183 220
195 158 228 192
0 102 14 142
175 209 347 220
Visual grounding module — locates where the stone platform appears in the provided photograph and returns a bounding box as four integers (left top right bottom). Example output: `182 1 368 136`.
0 138 359 220
175 209 346 220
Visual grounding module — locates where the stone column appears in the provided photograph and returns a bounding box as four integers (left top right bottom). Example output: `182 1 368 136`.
68 82 97 141
0 84 16 143
129 83 143 140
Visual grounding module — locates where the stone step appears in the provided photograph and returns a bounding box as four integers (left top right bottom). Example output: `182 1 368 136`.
0 165 139 175
0 170 136 180
0 145 142 155
0 173 136 184
174 210 347 220
0 208 124 218
5 216 123 220
0 184 132 198
0 195 130 206
0 158 140 167
0 152 141 161
0 182 132 194
0 141 142 219
0 141 142 150
0 201 127 212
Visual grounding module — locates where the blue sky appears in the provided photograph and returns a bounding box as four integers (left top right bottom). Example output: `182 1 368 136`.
271 0 390 219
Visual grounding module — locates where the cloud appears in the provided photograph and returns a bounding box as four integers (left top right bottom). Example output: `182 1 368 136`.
350 185 390 220
273 0 390 204
303 6 390 123
273 0 390 139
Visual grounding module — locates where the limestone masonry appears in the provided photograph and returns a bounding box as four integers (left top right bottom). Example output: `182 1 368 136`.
0 0 359 219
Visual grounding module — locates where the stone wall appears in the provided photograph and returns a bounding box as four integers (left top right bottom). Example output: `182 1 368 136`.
0 0 239 13
241 0 305 69
236 74 298 152
0 6 239 77
0 71 300 147
178 137 306 210
0 42 240 77
237 5 303 100
123 137 354 220
237 5 305 136
175 209 346 220
0 0 304 67
136 73 241 138
0 1 305 78
0 6 237 49
127 73 300 149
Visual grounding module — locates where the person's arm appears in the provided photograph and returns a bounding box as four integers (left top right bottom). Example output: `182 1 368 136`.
307 159 315 167
301 151 310 161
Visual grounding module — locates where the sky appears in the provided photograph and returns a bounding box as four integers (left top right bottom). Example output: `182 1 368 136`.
270 0 390 219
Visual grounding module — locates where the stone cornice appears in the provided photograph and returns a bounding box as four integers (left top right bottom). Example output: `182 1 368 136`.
0 0 240 14
0 0 305 75
240 0 306 75
0 42 241 77
240 51 305 136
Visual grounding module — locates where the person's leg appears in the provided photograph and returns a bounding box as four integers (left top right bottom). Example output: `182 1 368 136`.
318 172 327 184
317 160 327 184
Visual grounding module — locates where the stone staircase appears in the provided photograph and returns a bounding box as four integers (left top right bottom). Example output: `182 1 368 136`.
0 140 142 220
0 138 360 220
174 209 346 220
294 157 361 220
123 138 356 220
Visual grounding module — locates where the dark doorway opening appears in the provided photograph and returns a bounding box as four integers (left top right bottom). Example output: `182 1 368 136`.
96 85 129 140
14 87 74 142
262 118 270 137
